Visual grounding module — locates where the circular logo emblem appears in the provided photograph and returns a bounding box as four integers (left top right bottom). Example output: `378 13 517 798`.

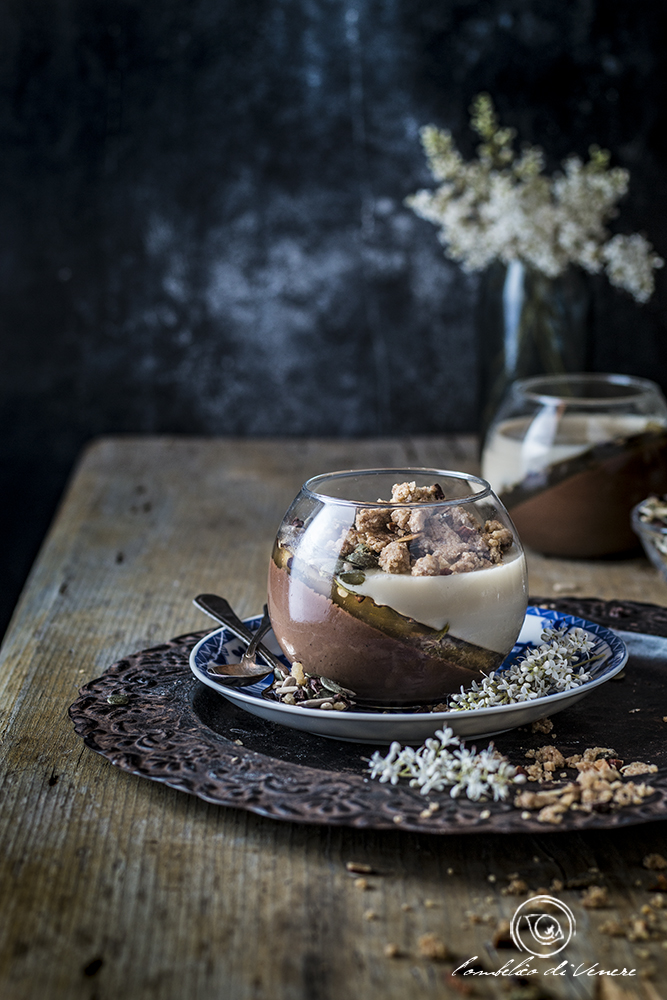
510 895 576 958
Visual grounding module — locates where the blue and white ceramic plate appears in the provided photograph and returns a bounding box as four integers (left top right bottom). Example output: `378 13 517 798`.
189 606 628 744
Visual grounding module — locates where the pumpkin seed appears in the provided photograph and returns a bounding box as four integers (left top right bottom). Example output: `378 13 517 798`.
320 675 357 697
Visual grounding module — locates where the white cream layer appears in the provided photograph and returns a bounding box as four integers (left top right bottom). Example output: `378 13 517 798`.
482 414 663 494
340 552 527 653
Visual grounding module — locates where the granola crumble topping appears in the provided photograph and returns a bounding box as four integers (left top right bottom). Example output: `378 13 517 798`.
344 481 515 577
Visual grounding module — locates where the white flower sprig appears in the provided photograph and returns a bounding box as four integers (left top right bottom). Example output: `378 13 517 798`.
448 625 596 711
367 727 524 801
407 94 664 302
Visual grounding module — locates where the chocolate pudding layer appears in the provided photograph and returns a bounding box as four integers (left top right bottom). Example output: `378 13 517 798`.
267 558 502 704
499 429 667 558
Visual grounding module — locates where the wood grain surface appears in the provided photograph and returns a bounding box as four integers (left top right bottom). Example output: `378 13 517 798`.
2 436 667 1000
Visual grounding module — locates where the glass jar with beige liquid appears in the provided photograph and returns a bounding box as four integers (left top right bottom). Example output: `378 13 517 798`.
482 373 667 557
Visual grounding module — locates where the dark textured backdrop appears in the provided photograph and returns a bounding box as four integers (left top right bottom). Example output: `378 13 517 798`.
1 0 667 634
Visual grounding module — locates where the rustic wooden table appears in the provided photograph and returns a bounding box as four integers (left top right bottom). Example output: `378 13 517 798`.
2 436 667 1000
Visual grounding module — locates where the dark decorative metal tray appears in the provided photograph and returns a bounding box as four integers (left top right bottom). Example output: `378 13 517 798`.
68 598 667 834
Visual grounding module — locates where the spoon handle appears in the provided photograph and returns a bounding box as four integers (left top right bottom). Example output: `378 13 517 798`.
193 594 285 672
241 605 271 664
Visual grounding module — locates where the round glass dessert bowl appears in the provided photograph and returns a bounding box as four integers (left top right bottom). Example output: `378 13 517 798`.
482 373 667 558
267 469 528 706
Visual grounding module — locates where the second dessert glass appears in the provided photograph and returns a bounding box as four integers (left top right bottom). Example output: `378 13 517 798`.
267 468 527 706
482 373 667 557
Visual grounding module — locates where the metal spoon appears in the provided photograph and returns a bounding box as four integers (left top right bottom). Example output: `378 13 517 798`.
238 605 272 671
193 593 283 685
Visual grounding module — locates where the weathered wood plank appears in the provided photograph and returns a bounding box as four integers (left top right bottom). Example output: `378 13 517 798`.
1 437 666 1000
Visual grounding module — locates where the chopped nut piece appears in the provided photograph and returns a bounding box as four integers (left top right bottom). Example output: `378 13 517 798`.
482 519 514 562
346 862 373 874
644 854 667 871
582 885 609 908
417 933 448 961
290 662 307 686
502 878 528 896
621 762 659 776
378 540 411 574
599 919 626 937
355 507 392 534
390 482 444 504
383 943 400 958
525 745 565 769
628 918 650 942
537 804 566 825
354 878 369 891
531 717 554 734
412 554 442 576
363 909 378 921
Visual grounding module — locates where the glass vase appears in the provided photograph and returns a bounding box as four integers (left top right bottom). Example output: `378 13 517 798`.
478 260 591 447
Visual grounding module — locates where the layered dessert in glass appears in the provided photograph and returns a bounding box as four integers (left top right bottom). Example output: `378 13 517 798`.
267 469 527 705
482 374 667 558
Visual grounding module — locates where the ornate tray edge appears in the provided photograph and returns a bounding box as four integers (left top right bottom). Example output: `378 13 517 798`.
68 598 667 835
